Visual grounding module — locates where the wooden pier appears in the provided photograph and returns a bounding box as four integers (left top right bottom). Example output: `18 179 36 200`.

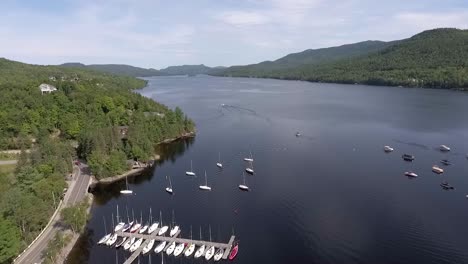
116 227 235 264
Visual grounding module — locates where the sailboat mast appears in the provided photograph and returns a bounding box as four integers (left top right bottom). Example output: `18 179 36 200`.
103 216 107 234
116 205 120 223
205 171 208 185
150 207 153 225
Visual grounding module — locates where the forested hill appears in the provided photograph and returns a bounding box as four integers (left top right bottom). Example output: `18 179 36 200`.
60 62 164 77
159 64 213 75
217 40 395 76
0 58 194 262
213 28 468 89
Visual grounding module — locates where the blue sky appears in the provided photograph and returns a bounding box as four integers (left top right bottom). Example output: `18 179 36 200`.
1 0 467 68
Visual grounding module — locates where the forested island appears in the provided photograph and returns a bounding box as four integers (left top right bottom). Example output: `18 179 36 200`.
0 58 194 263
213 28 468 89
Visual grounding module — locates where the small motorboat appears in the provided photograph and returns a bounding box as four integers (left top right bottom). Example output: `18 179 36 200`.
122 221 134 232
194 245 206 258
142 239 155 254
158 225 169 236
205 246 215 260
115 237 127 248
244 151 254 162
184 243 195 257
97 233 111 245
106 234 118 246
114 222 125 232
432 165 444 174
139 224 149 234
130 238 144 252
296 132 301 137
229 244 239 260
130 222 142 233
440 145 451 152
173 243 185 257
148 223 159 234
154 241 167 254
404 171 418 178
170 225 180 237
245 167 254 174
440 181 454 190
166 241 176 255
441 159 451 166
214 248 224 261
383 145 394 152
123 237 135 250
402 154 415 161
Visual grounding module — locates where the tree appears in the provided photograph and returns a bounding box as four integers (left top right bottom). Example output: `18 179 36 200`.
0 218 21 264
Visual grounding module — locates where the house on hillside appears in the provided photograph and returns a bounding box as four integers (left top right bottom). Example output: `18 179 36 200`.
39 83 57 94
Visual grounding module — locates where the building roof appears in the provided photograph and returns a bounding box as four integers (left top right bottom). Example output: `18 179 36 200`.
39 83 57 92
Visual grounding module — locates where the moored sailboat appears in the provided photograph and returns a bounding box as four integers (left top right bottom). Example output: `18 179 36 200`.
199 171 212 191
186 160 196 176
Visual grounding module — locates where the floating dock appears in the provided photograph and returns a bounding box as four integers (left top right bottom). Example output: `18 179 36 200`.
115 227 235 264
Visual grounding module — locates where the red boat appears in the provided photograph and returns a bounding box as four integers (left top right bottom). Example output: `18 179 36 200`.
229 244 238 260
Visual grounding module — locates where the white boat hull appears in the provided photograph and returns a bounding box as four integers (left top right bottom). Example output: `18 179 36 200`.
245 168 254 174
184 244 195 257
174 243 185 256
142 239 155 254
120 190 133 194
239 185 249 191
139 225 149 234
205 246 215 260
154 241 167 253
216 163 223 168
199 185 211 191
165 187 173 194
186 171 196 176
170 226 180 237
244 158 253 162
148 223 159 234
194 245 205 258
158 226 169 236
114 222 125 232
130 238 143 252
97 234 111 245
166 242 176 255
214 249 224 261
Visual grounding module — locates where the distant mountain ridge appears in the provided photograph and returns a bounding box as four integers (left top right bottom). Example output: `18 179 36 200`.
60 63 225 77
213 28 468 89
60 63 163 77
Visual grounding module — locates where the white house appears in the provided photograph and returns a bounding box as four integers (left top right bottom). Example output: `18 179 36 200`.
39 83 57 94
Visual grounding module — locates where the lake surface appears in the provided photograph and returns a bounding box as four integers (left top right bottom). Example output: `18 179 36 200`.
68 76 468 264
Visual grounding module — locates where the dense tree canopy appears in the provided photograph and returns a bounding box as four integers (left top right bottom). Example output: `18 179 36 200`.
214 28 468 90
0 58 195 262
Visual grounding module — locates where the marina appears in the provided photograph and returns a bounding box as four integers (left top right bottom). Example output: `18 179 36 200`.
101 227 236 264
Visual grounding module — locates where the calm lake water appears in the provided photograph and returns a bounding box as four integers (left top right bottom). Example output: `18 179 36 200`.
68 76 468 264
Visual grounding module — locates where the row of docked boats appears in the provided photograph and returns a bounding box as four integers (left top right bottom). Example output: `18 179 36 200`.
98 222 238 261
384 144 458 190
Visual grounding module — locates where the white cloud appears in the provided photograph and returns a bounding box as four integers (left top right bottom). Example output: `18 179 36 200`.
215 11 270 26
394 11 468 32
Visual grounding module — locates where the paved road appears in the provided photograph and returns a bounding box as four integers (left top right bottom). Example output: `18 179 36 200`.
0 159 17 165
15 163 91 264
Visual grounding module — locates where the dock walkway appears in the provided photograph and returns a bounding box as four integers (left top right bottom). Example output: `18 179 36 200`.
117 227 235 264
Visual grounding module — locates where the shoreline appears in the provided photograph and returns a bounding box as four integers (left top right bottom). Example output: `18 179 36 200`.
89 131 195 189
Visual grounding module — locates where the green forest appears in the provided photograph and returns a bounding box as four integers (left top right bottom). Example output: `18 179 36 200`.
214 28 468 89
0 58 194 263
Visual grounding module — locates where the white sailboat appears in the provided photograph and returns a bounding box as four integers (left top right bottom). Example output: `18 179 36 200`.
142 239 155 254
184 226 195 257
106 234 118 246
114 205 125 232
214 248 224 261
123 237 135 250
239 172 249 191
194 226 205 258
244 151 254 162
169 210 180 237
166 241 176 255
173 243 185 256
216 152 223 168
205 226 215 260
186 160 196 176
165 175 173 194
120 175 133 194
199 171 212 191
129 237 143 252
154 240 167 254
148 208 159 234
158 211 169 236
245 161 254 174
